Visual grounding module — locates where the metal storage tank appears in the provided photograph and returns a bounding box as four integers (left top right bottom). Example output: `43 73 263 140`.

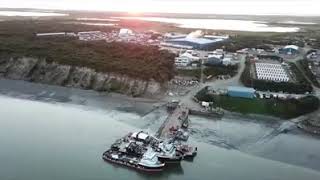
227 86 255 99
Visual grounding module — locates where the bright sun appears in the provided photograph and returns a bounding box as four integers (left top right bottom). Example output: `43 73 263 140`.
128 11 142 16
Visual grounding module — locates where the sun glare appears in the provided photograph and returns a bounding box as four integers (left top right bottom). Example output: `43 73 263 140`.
128 11 142 16
121 0 149 16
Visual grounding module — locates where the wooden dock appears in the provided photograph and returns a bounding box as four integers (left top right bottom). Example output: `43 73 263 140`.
156 104 189 139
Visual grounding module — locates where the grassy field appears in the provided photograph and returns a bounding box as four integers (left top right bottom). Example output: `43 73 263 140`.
196 88 320 119
213 95 298 119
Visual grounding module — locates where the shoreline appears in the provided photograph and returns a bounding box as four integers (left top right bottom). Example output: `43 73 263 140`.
2 77 320 137
2 78 320 172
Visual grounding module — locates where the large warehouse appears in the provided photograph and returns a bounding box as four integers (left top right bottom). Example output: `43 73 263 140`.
164 37 224 50
227 86 256 99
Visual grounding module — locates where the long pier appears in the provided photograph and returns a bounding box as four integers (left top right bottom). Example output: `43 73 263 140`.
156 104 189 139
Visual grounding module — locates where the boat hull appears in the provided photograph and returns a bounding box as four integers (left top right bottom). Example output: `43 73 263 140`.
157 156 183 163
102 155 164 172
183 152 197 159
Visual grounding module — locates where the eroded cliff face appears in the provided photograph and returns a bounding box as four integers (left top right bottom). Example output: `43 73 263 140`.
0 57 165 97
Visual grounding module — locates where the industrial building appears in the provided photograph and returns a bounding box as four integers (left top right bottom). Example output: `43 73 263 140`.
206 49 224 65
78 31 108 41
36 32 77 37
119 28 134 37
36 32 66 37
160 42 193 49
222 55 232 66
175 51 200 67
255 62 289 82
205 49 234 66
227 86 256 99
206 56 222 66
279 45 299 55
164 37 224 50
208 49 224 59
204 35 229 40
164 33 187 39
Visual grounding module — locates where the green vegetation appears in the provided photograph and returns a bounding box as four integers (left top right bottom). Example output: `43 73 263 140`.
196 87 320 119
240 60 313 94
177 69 201 78
298 59 320 88
0 20 175 83
222 34 305 52
177 65 238 79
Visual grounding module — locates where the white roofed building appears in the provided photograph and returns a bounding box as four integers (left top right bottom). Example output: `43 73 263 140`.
164 33 187 39
36 32 66 37
119 28 134 37
284 45 299 50
131 132 149 141
279 45 299 55
175 51 200 67
255 62 290 82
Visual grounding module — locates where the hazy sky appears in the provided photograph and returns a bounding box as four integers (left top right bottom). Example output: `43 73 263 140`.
0 0 319 16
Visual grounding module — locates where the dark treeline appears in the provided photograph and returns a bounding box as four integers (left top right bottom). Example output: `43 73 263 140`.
0 20 176 83
0 19 116 37
298 59 320 88
221 35 305 52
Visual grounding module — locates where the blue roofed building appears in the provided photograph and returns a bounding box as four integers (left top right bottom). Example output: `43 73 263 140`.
227 86 256 99
164 37 224 50
279 45 299 55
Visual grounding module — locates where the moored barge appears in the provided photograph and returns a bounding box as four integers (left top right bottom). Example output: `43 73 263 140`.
102 142 165 172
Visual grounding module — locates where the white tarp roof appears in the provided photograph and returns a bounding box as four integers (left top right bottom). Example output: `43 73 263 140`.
284 45 299 50
119 28 133 35
131 132 149 140
181 52 200 59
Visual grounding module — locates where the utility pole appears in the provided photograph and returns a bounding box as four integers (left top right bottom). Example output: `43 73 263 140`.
200 58 204 84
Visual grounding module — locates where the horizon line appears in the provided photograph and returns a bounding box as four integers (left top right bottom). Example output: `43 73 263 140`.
1 7 320 17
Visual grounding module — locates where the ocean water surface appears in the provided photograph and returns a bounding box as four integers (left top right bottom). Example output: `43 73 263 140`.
0 79 320 180
114 17 300 32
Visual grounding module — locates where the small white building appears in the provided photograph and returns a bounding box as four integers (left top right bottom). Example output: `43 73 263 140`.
175 52 200 67
208 49 224 59
36 32 66 37
78 31 101 35
222 57 232 66
119 28 134 37
201 101 210 108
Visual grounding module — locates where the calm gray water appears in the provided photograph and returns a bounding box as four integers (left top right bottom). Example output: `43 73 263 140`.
0 79 320 180
114 17 300 32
